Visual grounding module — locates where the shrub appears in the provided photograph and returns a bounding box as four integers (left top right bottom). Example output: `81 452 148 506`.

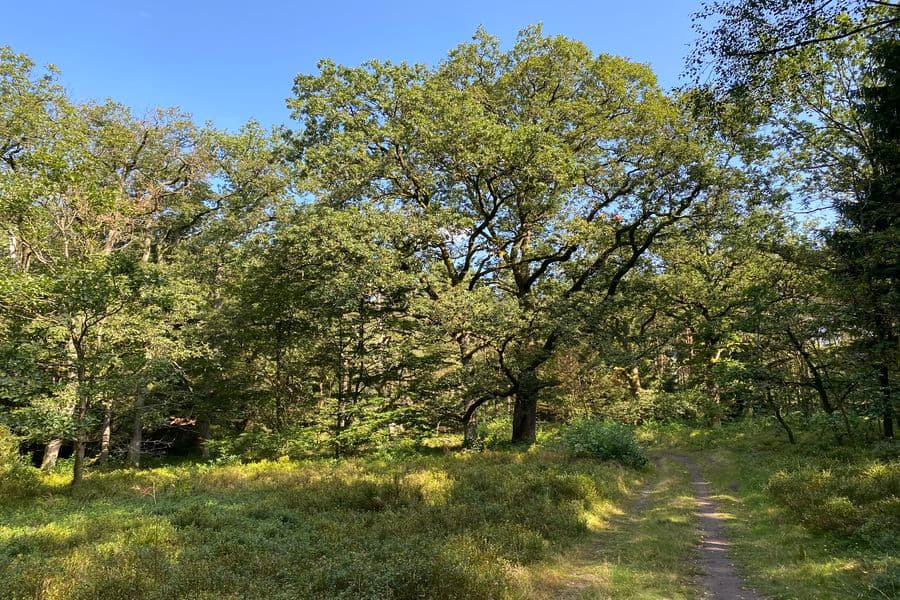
476 417 513 449
559 418 649 468
0 425 39 498
205 426 318 462
765 459 900 546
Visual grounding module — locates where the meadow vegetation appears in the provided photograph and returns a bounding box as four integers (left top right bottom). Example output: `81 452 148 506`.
1 439 645 600
2 418 897 599
641 420 900 600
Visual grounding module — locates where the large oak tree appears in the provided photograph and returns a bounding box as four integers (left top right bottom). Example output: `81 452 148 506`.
287 27 734 442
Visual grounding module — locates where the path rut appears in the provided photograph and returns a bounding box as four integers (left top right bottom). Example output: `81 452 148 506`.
665 453 765 600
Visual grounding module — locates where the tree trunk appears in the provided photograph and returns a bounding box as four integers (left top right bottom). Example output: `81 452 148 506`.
463 412 478 448
512 370 539 444
710 382 722 428
773 405 796 445
71 352 89 485
785 328 835 414
127 388 145 468
626 366 642 397
198 415 211 459
72 438 86 485
98 404 112 463
879 362 894 439
41 439 62 471
43 394 79 471
767 388 795 445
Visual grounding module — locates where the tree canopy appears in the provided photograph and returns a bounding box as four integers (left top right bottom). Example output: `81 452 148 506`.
0 11 897 484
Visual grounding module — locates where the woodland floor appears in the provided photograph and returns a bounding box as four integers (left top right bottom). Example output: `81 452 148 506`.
527 452 764 599
2 426 896 599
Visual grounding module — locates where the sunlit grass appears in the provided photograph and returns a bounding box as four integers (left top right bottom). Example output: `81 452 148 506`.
1 447 646 599
6 422 894 599
521 455 701 599
641 421 900 600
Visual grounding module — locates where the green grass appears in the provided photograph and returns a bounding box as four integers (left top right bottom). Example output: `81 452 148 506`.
522 453 701 599
6 419 895 599
0 446 647 600
639 421 900 600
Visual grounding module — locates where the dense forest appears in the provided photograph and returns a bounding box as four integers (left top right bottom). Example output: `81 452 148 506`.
0 1 898 598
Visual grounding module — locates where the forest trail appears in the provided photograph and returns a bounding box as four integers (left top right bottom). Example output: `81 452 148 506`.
665 453 765 600
528 454 766 599
526 455 698 599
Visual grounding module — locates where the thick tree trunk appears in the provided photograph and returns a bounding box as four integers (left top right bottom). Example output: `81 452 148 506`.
511 370 539 444
41 439 62 471
127 388 144 468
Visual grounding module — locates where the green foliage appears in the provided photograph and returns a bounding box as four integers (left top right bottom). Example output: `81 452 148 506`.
287 24 732 443
690 0 900 439
639 415 887 452
0 447 639 599
690 0 887 91
0 426 37 498
475 417 513 450
767 460 900 545
558 418 649 468
0 17 897 599
578 388 704 426
204 427 318 463
645 420 899 599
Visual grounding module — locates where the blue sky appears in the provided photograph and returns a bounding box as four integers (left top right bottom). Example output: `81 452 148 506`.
3 1 701 131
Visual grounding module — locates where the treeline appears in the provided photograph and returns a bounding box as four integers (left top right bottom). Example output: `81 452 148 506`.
1 2 897 482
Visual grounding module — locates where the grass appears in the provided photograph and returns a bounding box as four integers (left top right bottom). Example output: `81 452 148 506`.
0 445 650 600
521 453 701 599
4 419 896 599
639 420 900 600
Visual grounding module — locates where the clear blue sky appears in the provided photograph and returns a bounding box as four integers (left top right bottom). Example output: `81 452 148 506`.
3 1 701 131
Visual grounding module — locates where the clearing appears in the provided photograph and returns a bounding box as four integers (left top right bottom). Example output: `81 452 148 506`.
2 424 896 599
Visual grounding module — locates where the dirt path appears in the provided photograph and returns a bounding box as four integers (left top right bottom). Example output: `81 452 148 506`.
528 454 765 599
665 453 765 600
526 457 701 599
